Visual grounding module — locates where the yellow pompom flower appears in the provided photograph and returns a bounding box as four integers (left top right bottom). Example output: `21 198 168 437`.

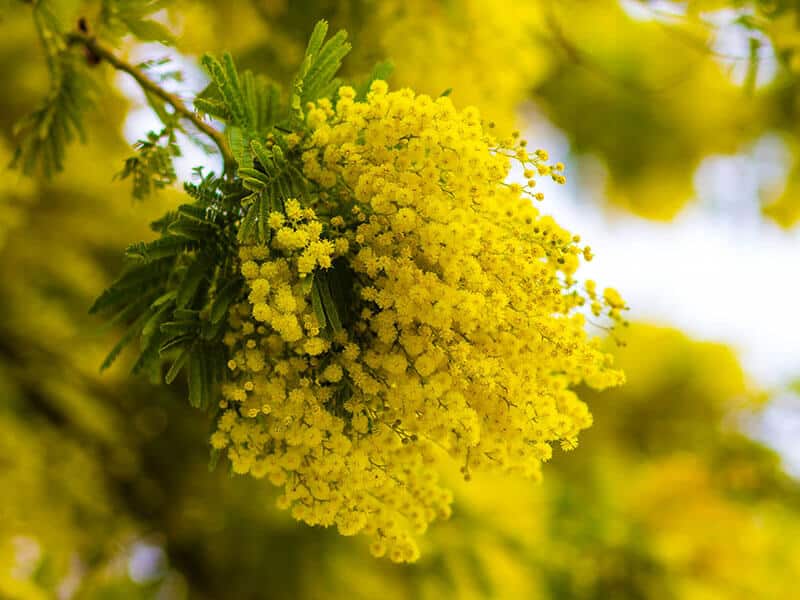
212 81 624 562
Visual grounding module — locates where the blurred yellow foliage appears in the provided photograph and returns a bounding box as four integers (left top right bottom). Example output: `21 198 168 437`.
3 1 800 598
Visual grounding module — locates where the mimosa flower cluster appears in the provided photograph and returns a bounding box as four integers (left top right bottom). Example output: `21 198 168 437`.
210 81 625 562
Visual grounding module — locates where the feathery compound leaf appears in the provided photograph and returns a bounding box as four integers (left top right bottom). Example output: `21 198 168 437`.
238 167 270 185
301 30 351 103
12 54 94 176
116 128 180 199
222 53 248 123
242 71 280 135
125 236 196 263
310 275 328 331
100 0 174 43
164 347 191 384
260 82 281 132
201 53 249 129
90 260 172 315
194 96 230 122
100 309 153 371
197 55 280 140
94 168 235 410
226 126 251 168
292 19 327 106
188 348 215 409
250 140 285 175
209 278 244 325
292 20 351 118
176 253 214 308
305 20 329 66
313 272 342 334
167 213 218 240
13 2 99 176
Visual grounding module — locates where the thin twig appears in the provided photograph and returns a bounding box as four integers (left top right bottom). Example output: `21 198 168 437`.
65 30 237 175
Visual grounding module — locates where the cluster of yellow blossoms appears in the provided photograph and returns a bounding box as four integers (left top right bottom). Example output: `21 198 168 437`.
211 81 624 562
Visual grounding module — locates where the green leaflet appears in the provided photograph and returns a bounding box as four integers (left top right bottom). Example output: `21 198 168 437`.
291 20 351 120
175 252 214 308
227 126 251 168
125 235 197 263
100 0 175 43
141 297 175 339
187 344 224 410
312 263 355 336
194 96 231 122
159 333 194 355
210 278 244 325
187 350 208 409
159 319 201 336
310 274 328 331
116 128 180 200
165 347 191 384
238 194 260 243
89 260 172 315
100 309 153 372
12 53 94 176
201 53 248 129
258 186 272 242
238 167 270 192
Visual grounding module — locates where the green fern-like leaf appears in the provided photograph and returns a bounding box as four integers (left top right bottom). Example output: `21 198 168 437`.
125 235 198 263
92 170 241 405
291 20 351 119
12 54 94 176
117 128 181 199
100 0 175 43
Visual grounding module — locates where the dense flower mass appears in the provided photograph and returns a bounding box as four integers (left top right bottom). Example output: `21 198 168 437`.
210 81 625 561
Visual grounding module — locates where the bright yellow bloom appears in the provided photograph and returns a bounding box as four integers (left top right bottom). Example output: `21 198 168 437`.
213 82 624 562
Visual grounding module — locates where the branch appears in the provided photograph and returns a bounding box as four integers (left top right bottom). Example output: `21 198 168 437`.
65 31 237 176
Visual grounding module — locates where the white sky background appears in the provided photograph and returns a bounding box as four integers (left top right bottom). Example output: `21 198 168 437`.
522 116 800 390
519 117 800 472
119 7 800 470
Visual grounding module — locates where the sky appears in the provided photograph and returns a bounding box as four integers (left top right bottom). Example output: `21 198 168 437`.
523 112 800 390
520 112 800 473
